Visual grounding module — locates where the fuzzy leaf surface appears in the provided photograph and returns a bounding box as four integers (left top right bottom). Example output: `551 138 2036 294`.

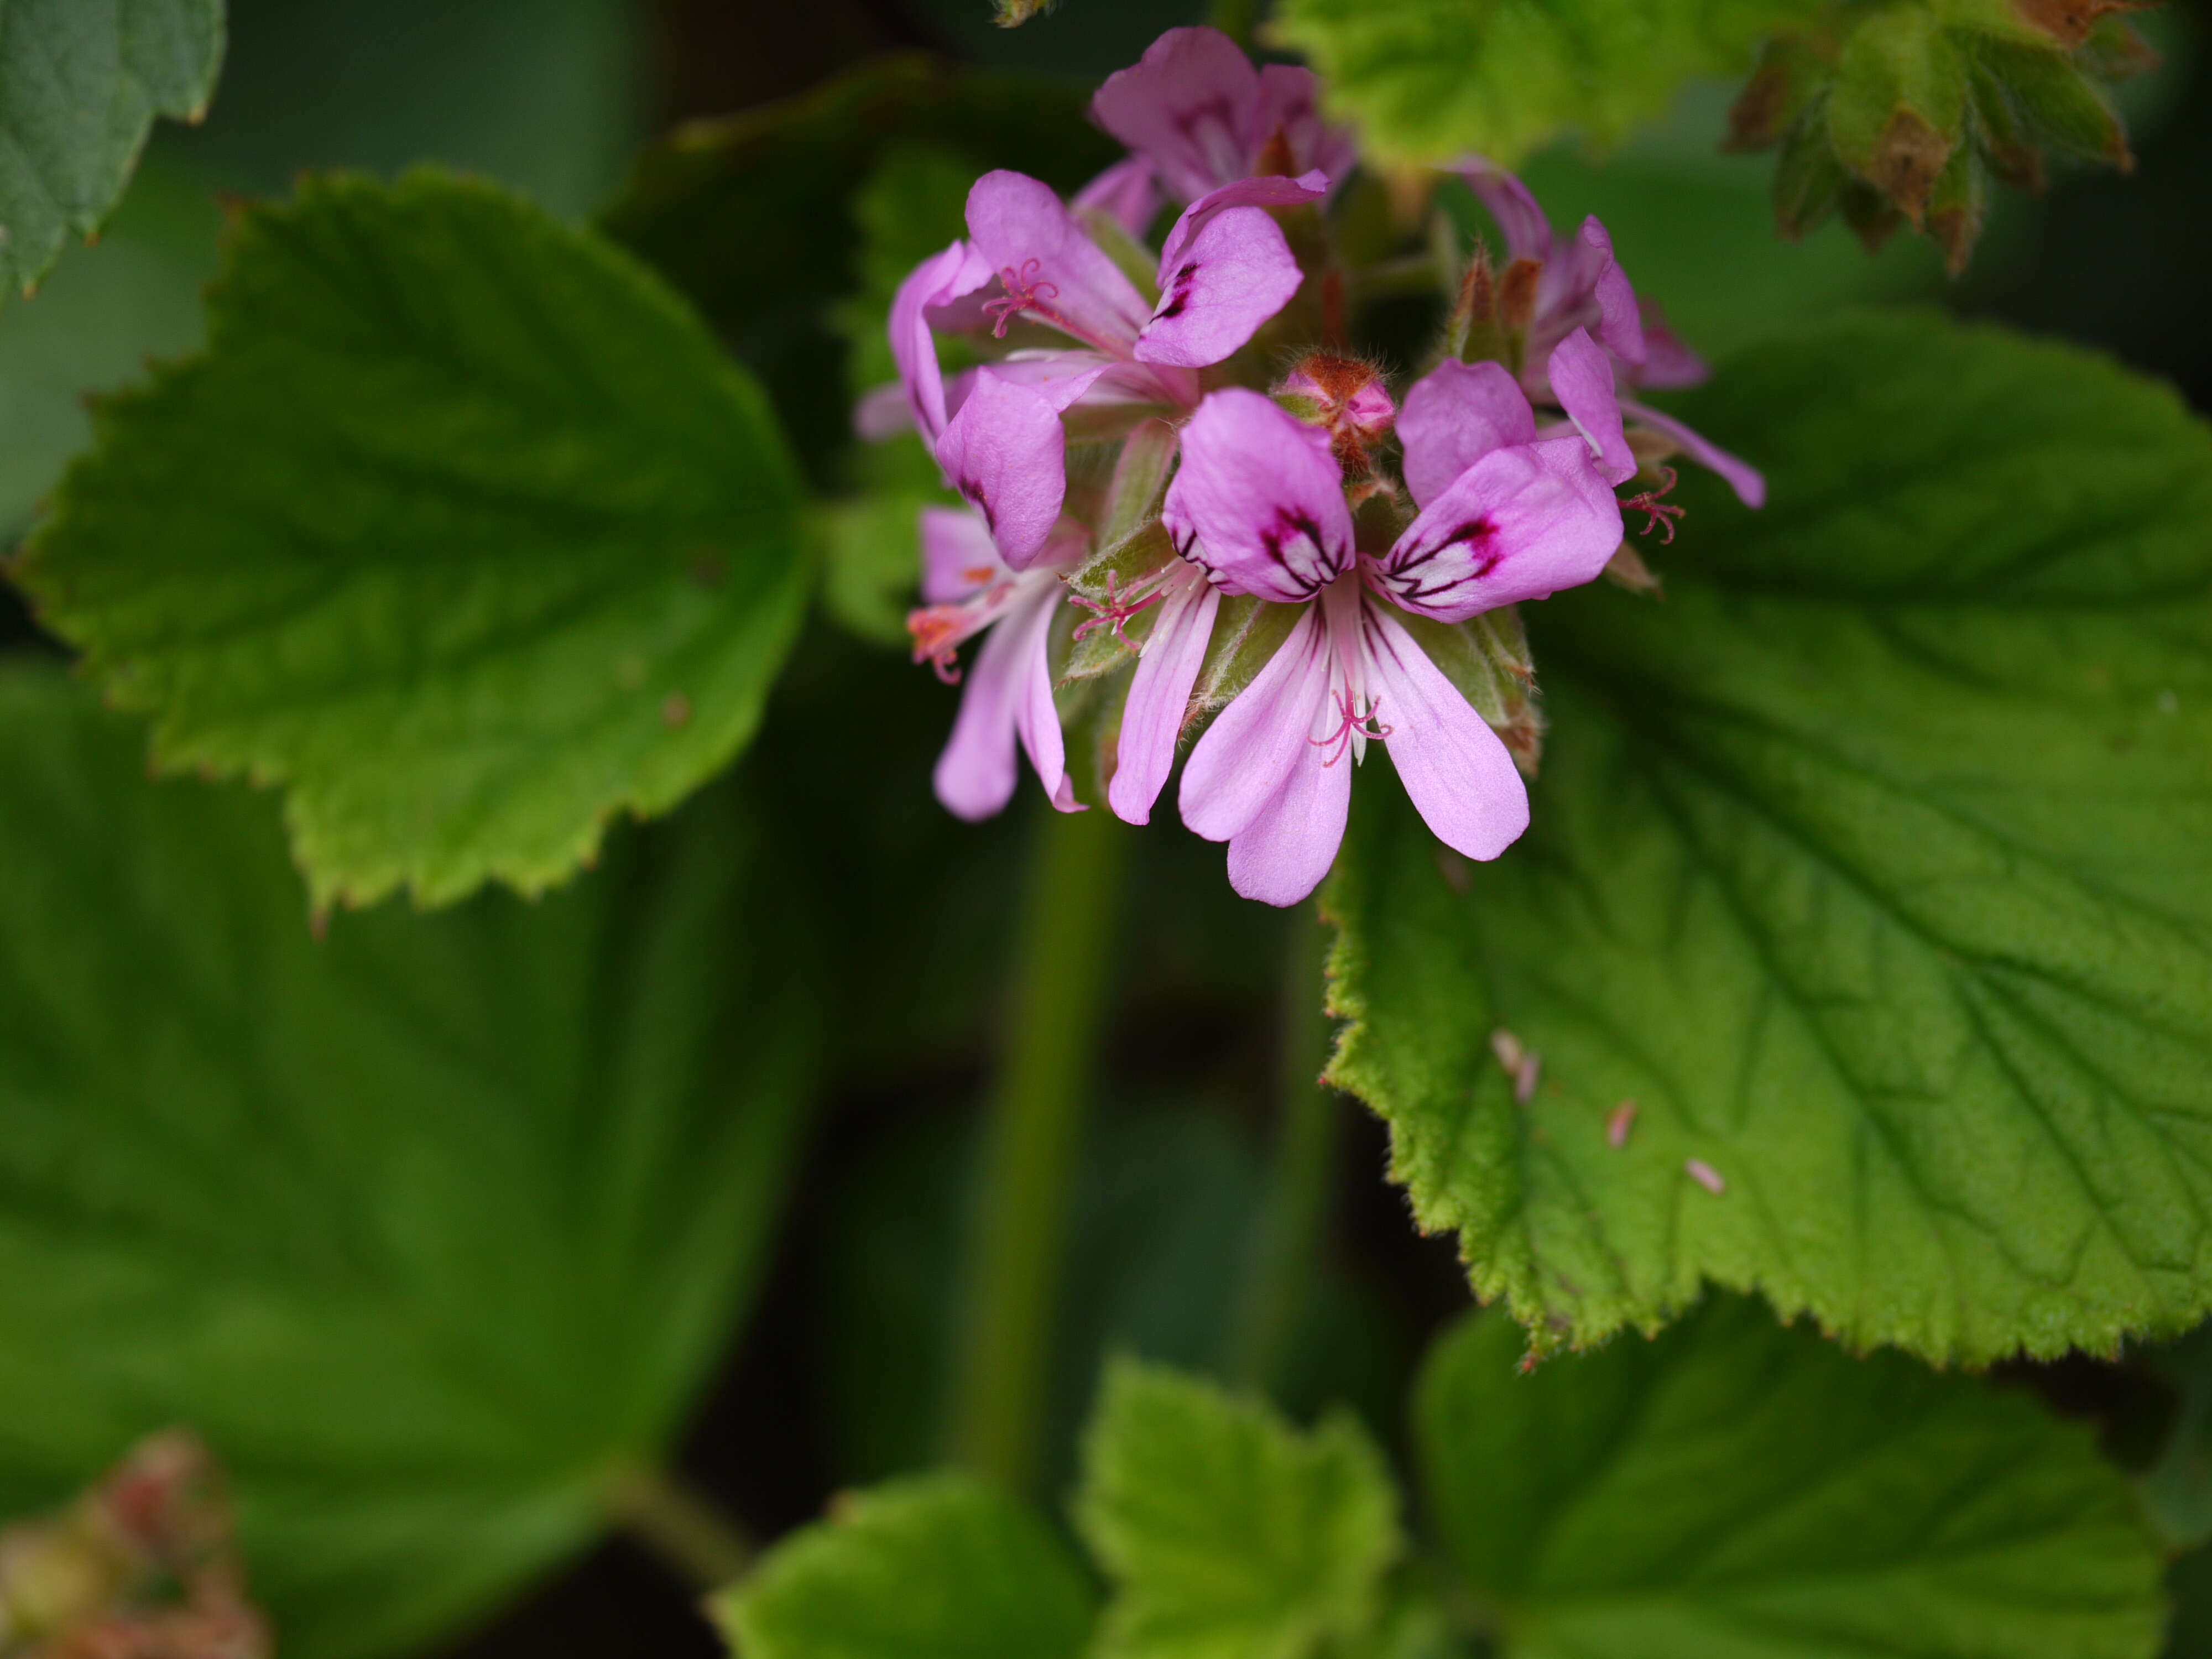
717 1475 1095 1659
1075 1360 1404 1659
1271 0 1822 165
16 169 807 909
0 0 222 294
0 665 816 1659
1419 1298 2167 1658
1327 311 2212 1363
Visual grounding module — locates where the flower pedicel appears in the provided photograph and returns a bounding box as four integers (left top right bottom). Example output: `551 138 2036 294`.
875 25 1763 906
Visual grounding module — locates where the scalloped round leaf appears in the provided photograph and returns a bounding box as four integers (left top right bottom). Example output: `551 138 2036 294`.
1327 311 2212 1364
717 1475 1095 1659
1074 1360 1404 1659
15 169 807 910
0 665 817 1659
1418 1297 2167 1658
0 0 223 295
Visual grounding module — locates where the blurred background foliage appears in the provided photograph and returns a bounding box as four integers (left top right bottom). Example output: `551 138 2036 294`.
1 0 2208 1655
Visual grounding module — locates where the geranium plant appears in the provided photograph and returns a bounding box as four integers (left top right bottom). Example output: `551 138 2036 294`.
0 3 2204 1658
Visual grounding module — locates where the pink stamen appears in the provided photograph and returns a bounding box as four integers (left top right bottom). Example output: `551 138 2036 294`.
1623 465 1686 544
1309 688 1391 768
981 258 1063 339
1070 571 1166 649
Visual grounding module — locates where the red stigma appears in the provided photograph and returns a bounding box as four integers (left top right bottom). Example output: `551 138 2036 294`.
982 258 1062 339
1071 571 1167 650
1623 465 1686 543
1310 688 1391 766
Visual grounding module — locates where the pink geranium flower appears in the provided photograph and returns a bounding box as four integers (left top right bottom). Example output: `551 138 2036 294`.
907 507 1088 819
1458 159 1766 508
1078 25 1358 232
1111 366 1623 905
888 166 1327 570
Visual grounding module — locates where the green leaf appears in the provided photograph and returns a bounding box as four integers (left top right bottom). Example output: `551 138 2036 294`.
1326 311 2212 1364
0 0 223 296
14 169 808 910
716 1474 1095 1659
1417 1297 2168 1659
599 54 1117 480
1076 1360 1404 1659
1271 0 1824 166
0 663 817 1659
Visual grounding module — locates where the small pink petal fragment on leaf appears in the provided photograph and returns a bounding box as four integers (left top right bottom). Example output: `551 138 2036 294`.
1686 1158 1727 1194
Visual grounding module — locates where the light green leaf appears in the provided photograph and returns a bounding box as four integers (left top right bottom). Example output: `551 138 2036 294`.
0 664 817 1659
1418 1298 2167 1659
0 0 222 295
716 1474 1095 1659
14 169 808 910
1327 311 2212 1364
1271 0 1823 166
1076 1360 1404 1659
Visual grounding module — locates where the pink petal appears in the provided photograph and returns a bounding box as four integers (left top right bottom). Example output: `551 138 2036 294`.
1091 26 1263 203
1009 585 1079 812
1179 604 1331 842
1256 65 1358 190
920 506 1006 604
1455 156 1552 264
1547 327 1637 487
891 239 992 440
1162 388 1354 602
1377 436 1624 622
1619 397 1767 508
935 367 1101 571
1223 711 1353 906
1536 217 1644 367
1135 203 1303 369
1155 170 1330 275
1362 604 1529 860
1635 298 1708 389
853 381 914 441
1073 154 1162 237
1397 359 1536 510
933 580 1057 821
966 170 1152 354
1108 572 1219 825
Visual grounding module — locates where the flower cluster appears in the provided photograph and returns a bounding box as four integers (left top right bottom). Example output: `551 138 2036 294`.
874 26 1762 906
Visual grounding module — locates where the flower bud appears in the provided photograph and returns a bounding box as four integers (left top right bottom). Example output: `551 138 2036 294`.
1276 353 1395 475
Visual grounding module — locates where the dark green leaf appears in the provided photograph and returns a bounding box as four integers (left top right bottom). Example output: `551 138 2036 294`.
0 664 817 1659
1418 1297 2167 1658
1271 0 1824 166
1327 311 2212 1363
1076 1360 1404 1659
0 155 220 538
715 1475 1095 1659
0 0 223 295
15 169 808 910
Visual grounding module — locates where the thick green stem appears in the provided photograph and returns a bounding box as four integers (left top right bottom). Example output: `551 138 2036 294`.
603 1464 753 1593
1225 904 1342 1393
946 805 1126 1493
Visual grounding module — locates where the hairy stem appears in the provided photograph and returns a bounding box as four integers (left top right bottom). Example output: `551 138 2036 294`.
947 805 1127 1493
1225 903 1342 1393
603 1464 753 1593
